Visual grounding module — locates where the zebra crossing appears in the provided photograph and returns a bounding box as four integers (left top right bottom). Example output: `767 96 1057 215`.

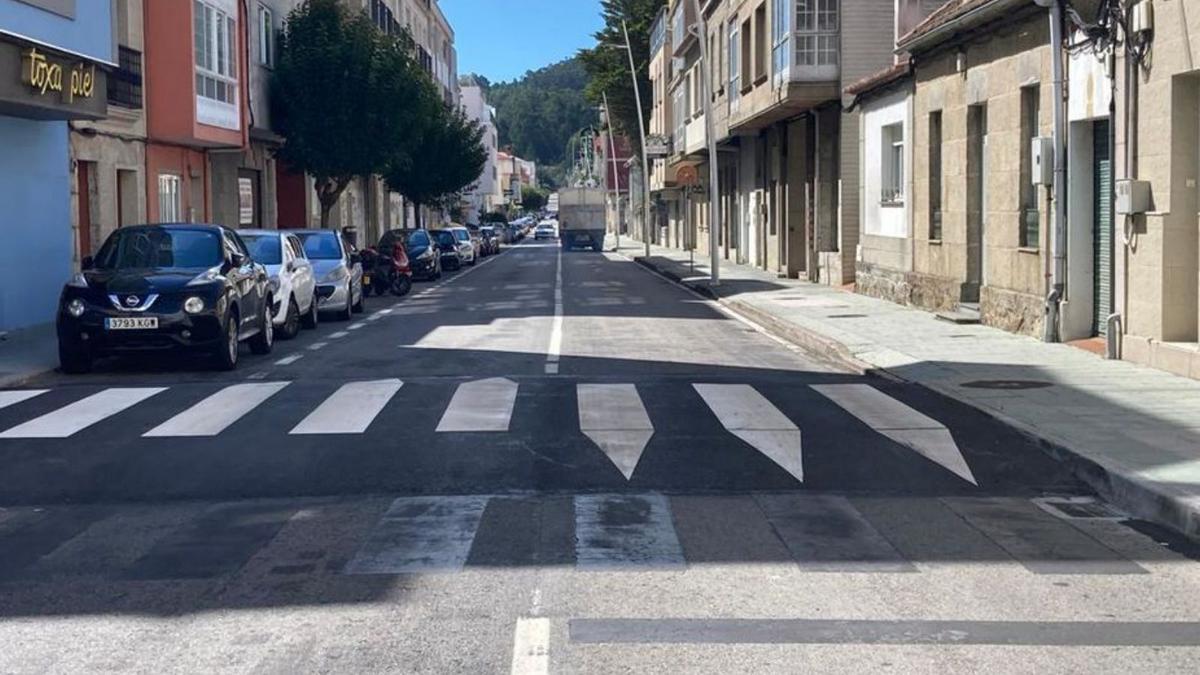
0 378 979 485
0 493 1159 583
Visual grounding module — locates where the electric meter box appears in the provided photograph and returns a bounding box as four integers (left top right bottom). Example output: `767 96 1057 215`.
1031 137 1054 186
1115 179 1151 215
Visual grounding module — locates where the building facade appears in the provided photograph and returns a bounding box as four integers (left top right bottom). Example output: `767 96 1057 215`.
0 0 114 332
460 75 499 224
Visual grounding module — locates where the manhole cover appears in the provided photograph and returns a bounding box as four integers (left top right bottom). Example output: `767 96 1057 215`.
1034 497 1127 520
959 379 1053 390
827 314 868 319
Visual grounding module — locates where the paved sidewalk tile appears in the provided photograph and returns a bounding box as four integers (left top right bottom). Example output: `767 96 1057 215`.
0 323 58 389
617 239 1200 539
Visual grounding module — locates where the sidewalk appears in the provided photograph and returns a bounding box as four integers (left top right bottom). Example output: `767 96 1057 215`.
0 323 59 389
616 239 1200 539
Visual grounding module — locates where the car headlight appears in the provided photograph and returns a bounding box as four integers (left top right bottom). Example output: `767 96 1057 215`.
67 272 88 288
187 265 224 286
66 298 86 318
419 248 434 260
321 266 349 283
184 296 206 314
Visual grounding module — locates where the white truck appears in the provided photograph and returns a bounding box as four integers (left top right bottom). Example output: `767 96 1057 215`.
556 187 606 252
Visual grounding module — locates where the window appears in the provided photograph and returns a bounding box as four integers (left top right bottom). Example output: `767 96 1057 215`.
928 112 943 240
672 5 686 51
194 0 237 104
107 46 143 108
754 5 767 81
772 0 790 77
257 4 273 66
158 175 182 223
728 20 740 108
673 83 686 150
882 122 904 203
1020 85 1040 247
795 0 839 67
741 19 752 88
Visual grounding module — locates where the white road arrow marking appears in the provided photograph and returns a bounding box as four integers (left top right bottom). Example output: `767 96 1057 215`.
694 384 804 483
578 384 653 480
0 387 166 438
290 379 403 435
812 383 977 485
145 382 289 437
437 378 519 432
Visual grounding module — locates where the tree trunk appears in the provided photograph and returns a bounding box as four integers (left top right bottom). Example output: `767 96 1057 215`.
315 176 351 229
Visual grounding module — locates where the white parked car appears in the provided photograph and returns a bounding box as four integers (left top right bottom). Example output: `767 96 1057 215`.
239 230 319 339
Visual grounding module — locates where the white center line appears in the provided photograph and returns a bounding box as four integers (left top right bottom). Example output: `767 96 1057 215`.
329 331 350 339
545 247 563 374
348 322 365 330
275 354 304 366
308 342 328 351
510 617 550 675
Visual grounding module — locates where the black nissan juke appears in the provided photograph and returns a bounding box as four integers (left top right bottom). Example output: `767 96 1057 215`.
56 224 275 373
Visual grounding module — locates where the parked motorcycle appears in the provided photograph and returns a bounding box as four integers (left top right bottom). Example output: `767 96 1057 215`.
363 238 413 297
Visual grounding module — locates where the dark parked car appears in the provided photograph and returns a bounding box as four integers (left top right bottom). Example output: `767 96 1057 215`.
389 229 442 281
56 224 274 373
432 228 471 270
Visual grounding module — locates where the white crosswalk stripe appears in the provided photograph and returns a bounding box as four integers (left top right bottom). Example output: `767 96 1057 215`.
812 384 977 485
144 382 290 438
437 378 519 432
290 379 403 435
578 384 653 480
694 384 804 483
0 390 48 411
0 387 166 439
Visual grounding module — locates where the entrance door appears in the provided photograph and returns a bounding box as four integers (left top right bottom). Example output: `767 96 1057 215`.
965 105 988 302
76 161 95 259
1093 119 1113 336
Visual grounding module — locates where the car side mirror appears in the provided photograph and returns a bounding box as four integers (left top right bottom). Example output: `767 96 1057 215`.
230 252 247 268
286 260 296 273
80 255 93 270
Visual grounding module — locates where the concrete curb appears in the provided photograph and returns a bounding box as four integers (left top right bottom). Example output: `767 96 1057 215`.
632 253 1200 540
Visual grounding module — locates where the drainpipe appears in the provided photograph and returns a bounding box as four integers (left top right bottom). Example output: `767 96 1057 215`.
1037 0 1067 343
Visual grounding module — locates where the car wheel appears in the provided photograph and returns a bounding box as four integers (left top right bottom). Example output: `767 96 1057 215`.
337 287 353 321
469 255 477 266
250 300 275 355
58 341 92 375
352 282 365 313
212 312 240 371
391 275 412 297
301 294 319 329
280 296 301 340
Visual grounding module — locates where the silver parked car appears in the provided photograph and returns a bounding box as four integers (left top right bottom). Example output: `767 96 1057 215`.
238 230 319 339
294 229 365 321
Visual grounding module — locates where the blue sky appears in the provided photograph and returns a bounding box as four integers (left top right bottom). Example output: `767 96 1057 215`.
442 0 603 83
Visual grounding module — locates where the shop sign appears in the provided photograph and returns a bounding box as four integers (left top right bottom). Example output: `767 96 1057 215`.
238 178 255 225
645 134 672 158
21 48 96 103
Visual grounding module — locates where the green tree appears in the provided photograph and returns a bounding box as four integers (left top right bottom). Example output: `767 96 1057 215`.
578 0 665 158
272 0 427 227
481 211 509 224
384 100 488 229
521 186 549 212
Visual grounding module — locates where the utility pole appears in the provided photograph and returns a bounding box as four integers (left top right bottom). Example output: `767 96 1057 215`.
602 92 622 251
689 0 720 286
620 20 651 259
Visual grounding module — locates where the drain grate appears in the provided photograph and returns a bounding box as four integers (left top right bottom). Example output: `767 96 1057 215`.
1034 497 1127 520
960 379 1054 390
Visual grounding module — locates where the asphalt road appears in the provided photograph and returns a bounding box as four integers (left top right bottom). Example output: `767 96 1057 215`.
1 237 1199 674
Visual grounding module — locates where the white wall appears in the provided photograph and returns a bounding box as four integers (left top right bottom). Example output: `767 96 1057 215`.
862 88 909 239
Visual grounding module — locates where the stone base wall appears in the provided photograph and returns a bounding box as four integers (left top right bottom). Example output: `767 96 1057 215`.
981 285 1044 337
855 261 960 312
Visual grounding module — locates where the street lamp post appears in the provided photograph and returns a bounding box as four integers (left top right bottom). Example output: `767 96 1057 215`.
689 0 720 286
619 21 652 259
601 92 622 251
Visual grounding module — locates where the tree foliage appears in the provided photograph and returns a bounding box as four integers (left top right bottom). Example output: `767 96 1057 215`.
479 58 595 175
272 0 429 227
521 186 549 212
578 0 664 158
481 211 509 224
384 101 488 229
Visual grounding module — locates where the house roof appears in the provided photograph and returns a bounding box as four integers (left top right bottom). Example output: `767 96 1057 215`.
897 0 1032 52
844 62 911 99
